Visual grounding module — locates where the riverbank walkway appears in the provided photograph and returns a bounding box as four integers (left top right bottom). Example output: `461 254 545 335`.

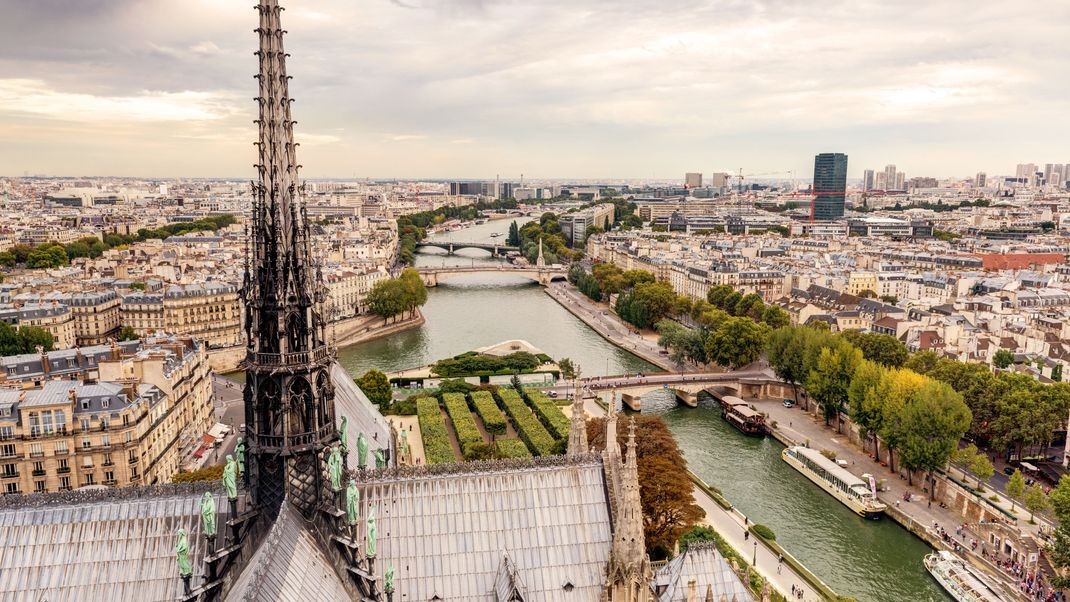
581 398 826 601
759 399 1038 599
545 282 683 372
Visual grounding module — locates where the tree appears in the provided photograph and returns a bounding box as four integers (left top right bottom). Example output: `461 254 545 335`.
399 268 429 318
993 349 1015 369
367 278 406 321
558 357 577 381
1006 469 1025 510
841 331 909 367
874 368 930 473
1054 364 1063 382
358 369 392 406
25 244 68 269
507 220 521 246
848 359 886 454
807 340 863 426
705 317 767 369
1024 484 1050 523
118 326 139 341
896 380 971 487
0 251 15 267
969 452 994 492
586 415 704 558
16 326 54 353
767 326 831 405
904 350 939 375
761 305 790 329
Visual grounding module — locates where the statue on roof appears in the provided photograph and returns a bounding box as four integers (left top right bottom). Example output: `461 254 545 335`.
374 448 386 469
200 491 217 539
223 454 238 500
367 507 377 557
385 564 396 594
175 527 192 577
327 445 343 492
339 415 349 454
357 432 368 468
345 479 359 526
235 437 246 477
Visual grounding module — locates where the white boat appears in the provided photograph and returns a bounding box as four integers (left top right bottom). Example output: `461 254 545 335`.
924 551 1012 602
782 446 887 519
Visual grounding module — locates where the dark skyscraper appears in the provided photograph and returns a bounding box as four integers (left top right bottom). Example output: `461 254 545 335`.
812 152 848 221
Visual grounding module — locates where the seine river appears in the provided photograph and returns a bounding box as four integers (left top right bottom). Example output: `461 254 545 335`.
335 216 951 602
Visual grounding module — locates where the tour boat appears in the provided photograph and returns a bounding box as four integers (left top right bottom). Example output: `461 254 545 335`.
923 551 1012 602
781 446 886 519
718 396 766 436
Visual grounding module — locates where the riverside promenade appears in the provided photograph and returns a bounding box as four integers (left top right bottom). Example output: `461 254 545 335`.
579 397 833 601
544 282 680 372
757 399 1032 601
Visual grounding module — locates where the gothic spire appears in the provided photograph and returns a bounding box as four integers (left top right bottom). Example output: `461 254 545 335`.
566 387 587 456
614 418 649 572
604 392 619 459
243 0 338 519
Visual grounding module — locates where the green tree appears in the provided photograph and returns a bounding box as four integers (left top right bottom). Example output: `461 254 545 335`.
118 326 139 341
399 268 429 318
896 380 971 487
767 326 828 404
1005 469 1025 510
0 251 14 267
558 357 577 381
993 349 1015 369
17 326 54 353
848 359 886 455
807 340 863 426
904 350 939 375
506 220 521 246
358 369 393 406
969 452 994 492
841 331 909 367
705 317 767 369
761 305 790 329
367 278 406 321
875 368 930 473
25 244 68 269
1024 484 1050 523
1053 364 1063 382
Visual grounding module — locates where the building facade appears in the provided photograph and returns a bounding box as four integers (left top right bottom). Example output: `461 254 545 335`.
812 153 848 221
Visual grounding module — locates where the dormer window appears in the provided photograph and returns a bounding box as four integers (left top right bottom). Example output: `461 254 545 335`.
101 398 109 409
80 400 90 410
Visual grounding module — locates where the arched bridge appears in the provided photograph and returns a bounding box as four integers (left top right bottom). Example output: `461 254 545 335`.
581 369 791 411
416 264 567 287
415 241 519 257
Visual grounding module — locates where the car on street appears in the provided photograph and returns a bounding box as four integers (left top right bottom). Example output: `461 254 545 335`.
783 399 795 408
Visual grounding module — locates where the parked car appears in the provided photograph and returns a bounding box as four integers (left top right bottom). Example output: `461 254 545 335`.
1003 466 1016 476
548 390 558 398
782 399 795 408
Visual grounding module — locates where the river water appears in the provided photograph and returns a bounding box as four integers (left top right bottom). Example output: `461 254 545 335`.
335 217 951 602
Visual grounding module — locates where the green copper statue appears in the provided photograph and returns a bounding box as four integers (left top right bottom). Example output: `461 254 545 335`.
175 528 192 577
345 479 359 526
374 448 386 469
327 445 343 492
366 507 377 557
235 437 246 476
400 430 409 455
339 416 349 454
385 564 395 594
200 491 217 538
223 454 238 500
357 432 368 468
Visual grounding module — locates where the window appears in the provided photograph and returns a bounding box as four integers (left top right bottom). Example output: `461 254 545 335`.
100 418 108 430
83 475 95 486
0 444 14 459
54 410 65 434
1 464 16 477
101 435 110 447
79 418 90 432
5 483 18 495
82 456 94 468
28 412 40 437
34 481 45 493
0 426 12 441
103 453 113 466
59 476 70 490
29 443 43 458
54 441 68 455
81 438 91 450
124 432 132 443
80 400 89 410
101 398 109 409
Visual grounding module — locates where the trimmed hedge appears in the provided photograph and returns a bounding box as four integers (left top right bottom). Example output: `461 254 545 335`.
470 391 507 435
495 438 532 459
416 397 456 465
523 389 570 440
497 389 555 456
442 392 484 459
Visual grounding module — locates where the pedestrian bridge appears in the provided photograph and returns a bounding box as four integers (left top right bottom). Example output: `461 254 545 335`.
582 370 790 411
415 241 519 257
415 265 567 287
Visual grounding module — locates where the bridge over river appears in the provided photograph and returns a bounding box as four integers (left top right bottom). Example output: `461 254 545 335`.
416 264 567 287
415 240 519 257
578 368 791 411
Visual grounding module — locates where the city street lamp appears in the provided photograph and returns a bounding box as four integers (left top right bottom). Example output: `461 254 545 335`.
752 541 757 566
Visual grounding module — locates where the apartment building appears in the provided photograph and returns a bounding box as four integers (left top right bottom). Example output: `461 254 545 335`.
325 267 388 319
67 290 122 346
0 303 76 349
0 336 212 494
121 282 240 347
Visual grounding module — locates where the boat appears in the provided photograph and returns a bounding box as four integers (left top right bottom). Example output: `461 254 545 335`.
718 396 765 436
781 445 887 519
924 551 1012 602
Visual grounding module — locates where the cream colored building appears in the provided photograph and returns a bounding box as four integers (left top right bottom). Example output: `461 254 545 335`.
0 336 213 494
325 267 387 319
0 303 76 350
66 290 122 346
121 282 241 347
845 271 879 297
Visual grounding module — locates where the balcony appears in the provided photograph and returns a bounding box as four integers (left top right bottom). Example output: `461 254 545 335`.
57 466 70 474
54 449 69 456
28 451 44 458
31 469 45 477
103 479 117 486
103 461 114 467
1 472 18 480
129 474 141 482
128 456 139 465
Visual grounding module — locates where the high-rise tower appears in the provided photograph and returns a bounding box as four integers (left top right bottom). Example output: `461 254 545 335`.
811 153 848 221
242 0 338 519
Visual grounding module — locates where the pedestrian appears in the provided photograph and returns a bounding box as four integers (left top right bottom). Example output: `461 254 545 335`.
791 585 796 596
744 529 749 542
778 554 784 574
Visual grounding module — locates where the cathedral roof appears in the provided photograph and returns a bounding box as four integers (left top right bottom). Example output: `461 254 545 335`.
357 454 613 601
331 362 393 468
653 543 755 602
0 484 236 602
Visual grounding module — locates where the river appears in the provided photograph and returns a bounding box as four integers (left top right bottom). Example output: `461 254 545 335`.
334 216 950 602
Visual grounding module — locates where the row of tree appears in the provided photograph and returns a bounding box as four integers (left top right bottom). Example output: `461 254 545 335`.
705 285 791 329
366 268 428 321
0 215 237 270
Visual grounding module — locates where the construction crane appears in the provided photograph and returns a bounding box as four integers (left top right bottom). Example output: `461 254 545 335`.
728 169 796 216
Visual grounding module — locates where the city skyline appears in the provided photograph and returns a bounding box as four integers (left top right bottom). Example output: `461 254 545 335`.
2 0 1070 179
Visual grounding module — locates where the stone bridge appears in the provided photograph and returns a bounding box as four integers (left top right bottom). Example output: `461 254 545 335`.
582 369 791 411
416 265 567 287
415 240 519 257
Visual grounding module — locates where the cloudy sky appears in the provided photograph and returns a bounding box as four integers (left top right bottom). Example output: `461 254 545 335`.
1 0 1068 180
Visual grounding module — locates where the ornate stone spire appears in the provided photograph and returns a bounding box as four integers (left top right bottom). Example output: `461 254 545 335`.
243 0 338 519
604 392 619 459
606 417 651 601
567 387 588 456
536 237 546 267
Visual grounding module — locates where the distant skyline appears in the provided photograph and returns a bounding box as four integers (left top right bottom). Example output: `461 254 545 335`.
2 0 1069 180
